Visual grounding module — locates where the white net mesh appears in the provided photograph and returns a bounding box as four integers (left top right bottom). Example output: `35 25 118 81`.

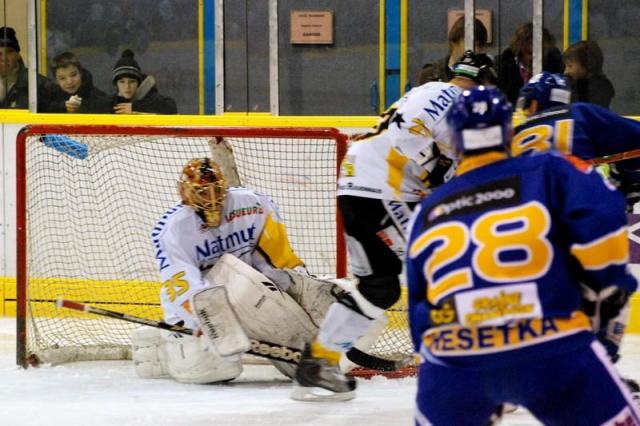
20 127 345 364
18 126 413 374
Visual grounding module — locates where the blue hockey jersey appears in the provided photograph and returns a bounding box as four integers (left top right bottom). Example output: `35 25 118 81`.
512 102 640 188
406 151 638 366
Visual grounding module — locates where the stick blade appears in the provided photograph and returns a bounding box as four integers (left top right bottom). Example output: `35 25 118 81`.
55 298 86 312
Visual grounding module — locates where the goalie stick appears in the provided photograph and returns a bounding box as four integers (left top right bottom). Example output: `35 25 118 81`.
55 298 301 365
55 298 406 371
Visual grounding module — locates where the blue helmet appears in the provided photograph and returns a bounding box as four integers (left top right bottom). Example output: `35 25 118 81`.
517 72 571 111
447 86 513 155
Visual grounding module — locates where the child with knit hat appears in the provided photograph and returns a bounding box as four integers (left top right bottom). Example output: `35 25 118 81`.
111 49 177 114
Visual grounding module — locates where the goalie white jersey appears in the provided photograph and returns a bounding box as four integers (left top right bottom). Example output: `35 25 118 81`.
152 187 304 328
338 82 461 202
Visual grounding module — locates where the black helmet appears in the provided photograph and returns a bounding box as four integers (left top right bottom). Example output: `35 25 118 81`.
452 50 498 85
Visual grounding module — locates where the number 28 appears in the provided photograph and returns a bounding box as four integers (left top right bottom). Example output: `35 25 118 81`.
409 201 553 305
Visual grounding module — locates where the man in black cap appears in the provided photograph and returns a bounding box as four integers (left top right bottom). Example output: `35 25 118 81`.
0 26 59 110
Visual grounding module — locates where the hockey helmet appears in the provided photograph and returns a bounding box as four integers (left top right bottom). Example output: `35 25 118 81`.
447 86 513 156
452 50 498 85
178 158 227 227
517 72 571 112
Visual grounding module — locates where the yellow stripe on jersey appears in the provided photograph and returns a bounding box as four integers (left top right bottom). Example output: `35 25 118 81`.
554 119 574 154
423 311 591 356
456 152 509 176
257 212 304 269
387 147 409 197
570 226 629 270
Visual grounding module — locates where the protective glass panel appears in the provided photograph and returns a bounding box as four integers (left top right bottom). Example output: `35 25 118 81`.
44 0 197 114
409 0 564 106
223 1 269 112
587 0 640 115
0 0 30 109
278 0 379 115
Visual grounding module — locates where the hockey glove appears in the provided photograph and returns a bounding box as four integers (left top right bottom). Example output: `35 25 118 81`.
581 284 631 361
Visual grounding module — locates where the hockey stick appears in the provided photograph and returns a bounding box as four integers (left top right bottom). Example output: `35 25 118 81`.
55 298 301 365
589 148 640 165
55 298 406 372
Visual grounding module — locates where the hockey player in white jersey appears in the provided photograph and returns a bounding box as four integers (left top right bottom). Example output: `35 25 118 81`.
133 158 340 384
294 51 499 395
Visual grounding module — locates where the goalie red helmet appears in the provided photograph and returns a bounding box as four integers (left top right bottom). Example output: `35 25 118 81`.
178 158 227 227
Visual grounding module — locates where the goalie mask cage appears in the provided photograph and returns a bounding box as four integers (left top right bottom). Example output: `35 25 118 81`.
15 124 414 377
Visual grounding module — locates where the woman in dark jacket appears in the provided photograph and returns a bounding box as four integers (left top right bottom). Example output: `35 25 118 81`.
495 23 564 104
50 51 112 113
111 49 177 114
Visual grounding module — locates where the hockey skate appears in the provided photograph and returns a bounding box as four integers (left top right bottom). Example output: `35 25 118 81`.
291 343 356 402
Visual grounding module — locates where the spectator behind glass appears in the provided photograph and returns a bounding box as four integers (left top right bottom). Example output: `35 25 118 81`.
111 49 177 114
563 40 615 109
496 22 564 104
417 17 488 85
0 26 59 111
50 52 112 113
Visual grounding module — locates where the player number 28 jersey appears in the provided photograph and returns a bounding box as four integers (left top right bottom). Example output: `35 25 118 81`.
406 152 638 365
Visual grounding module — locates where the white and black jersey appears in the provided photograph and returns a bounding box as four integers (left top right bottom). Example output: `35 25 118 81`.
338 82 461 202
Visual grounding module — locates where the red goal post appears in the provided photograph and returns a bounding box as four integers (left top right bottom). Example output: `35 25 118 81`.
15 124 351 367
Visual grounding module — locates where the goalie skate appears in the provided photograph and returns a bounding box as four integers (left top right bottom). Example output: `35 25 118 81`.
290 384 355 402
293 344 356 400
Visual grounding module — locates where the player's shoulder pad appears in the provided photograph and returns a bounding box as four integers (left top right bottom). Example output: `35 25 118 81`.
403 82 461 121
226 186 261 198
151 203 190 241
517 105 571 131
226 186 275 210
153 203 186 229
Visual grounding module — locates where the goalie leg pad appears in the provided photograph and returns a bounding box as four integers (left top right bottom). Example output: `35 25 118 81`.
131 326 169 379
191 285 251 357
207 254 319 376
209 254 318 344
164 331 243 384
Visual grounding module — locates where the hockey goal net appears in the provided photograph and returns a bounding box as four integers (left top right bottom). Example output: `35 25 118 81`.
15 124 414 375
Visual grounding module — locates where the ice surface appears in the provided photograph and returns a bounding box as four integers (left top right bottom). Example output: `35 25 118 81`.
1 317 638 426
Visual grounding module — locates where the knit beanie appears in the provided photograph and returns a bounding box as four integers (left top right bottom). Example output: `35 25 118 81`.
112 49 142 85
0 27 20 52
